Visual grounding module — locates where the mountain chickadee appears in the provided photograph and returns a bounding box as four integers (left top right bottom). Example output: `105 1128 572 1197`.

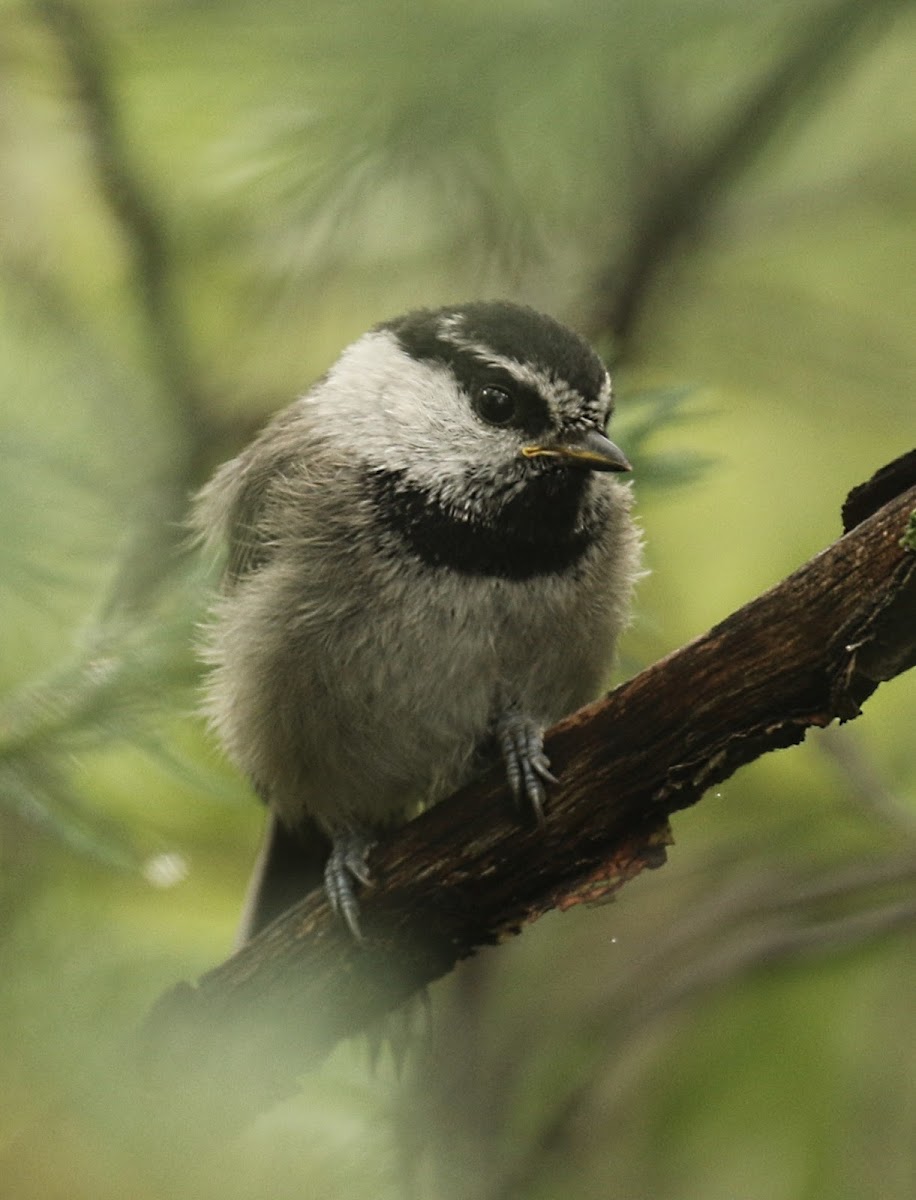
194 301 642 941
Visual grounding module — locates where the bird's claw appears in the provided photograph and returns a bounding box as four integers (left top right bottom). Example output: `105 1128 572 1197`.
325 829 375 940
497 710 556 826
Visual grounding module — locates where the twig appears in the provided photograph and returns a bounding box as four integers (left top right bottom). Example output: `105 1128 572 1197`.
817 725 916 837
591 0 908 352
35 0 200 431
488 887 916 1200
35 0 211 616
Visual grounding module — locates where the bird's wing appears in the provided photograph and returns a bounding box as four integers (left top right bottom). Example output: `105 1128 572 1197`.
192 404 313 588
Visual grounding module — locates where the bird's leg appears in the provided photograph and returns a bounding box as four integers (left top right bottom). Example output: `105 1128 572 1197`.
324 828 375 940
496 708 558 827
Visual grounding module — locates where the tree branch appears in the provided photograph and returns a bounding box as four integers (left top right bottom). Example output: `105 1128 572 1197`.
35 0 214 619
143 451 916 1124
590 0 909 353
35 0 201 434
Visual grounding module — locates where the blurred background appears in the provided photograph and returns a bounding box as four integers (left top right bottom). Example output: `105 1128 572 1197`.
1 0 914 1197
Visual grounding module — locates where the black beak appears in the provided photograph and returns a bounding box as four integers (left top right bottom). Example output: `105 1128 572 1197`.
521 427 632 473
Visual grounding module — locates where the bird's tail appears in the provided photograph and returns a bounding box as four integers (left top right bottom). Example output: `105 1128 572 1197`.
235 812 331 948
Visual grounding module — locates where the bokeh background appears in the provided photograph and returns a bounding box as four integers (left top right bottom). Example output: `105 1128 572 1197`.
1 1 914 1197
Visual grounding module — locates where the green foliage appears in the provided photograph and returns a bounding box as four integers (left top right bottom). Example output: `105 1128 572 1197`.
615 386 717 490
0 1 914 1198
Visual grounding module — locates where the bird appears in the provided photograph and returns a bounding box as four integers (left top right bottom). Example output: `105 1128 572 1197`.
192 300 642 942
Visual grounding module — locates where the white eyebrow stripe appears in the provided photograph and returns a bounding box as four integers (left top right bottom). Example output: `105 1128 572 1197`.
437 317 585 415
592 371 613 420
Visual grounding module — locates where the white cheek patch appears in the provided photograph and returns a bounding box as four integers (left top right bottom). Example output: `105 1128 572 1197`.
308 331 517 486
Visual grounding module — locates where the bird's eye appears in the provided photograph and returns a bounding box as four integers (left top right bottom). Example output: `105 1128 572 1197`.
473 385 518 427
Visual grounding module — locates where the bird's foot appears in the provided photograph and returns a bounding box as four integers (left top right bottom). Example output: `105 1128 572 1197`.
496 709 557 827
325 829 375 940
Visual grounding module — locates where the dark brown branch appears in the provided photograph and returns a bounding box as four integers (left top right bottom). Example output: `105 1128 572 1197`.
140 452 916 1124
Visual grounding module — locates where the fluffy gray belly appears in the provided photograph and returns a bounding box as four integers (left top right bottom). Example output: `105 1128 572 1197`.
204 550 617 836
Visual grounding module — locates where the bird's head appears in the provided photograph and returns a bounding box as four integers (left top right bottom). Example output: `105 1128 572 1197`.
311 301 630 487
